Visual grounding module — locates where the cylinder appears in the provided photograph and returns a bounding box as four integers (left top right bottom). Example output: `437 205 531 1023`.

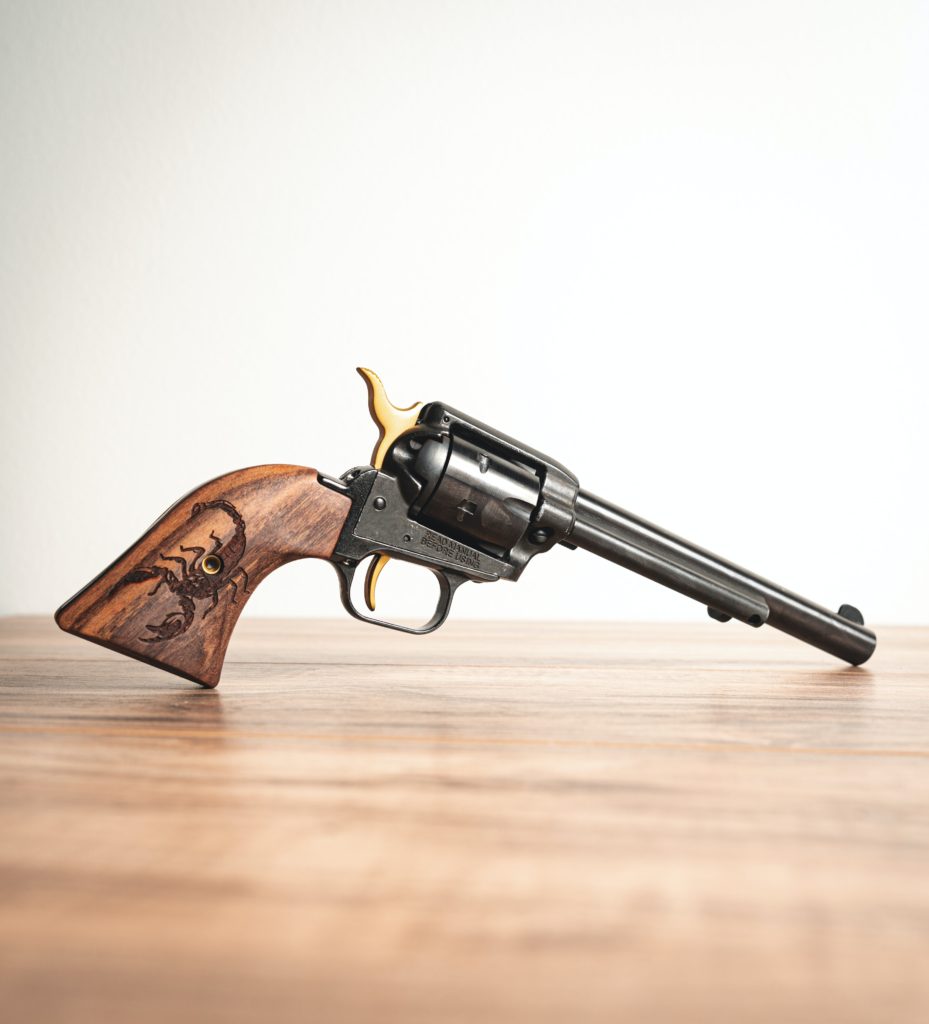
569 490 876 665
412 436 541 554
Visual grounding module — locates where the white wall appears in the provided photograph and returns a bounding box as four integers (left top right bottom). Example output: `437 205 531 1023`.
1 0 926 625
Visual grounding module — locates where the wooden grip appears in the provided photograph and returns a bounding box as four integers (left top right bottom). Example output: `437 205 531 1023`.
55 465 352 687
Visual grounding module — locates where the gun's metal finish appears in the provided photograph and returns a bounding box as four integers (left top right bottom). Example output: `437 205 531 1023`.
334 369 876 666
569 491 875 665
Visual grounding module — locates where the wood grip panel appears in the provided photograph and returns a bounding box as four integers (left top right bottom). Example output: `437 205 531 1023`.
55 466 352 687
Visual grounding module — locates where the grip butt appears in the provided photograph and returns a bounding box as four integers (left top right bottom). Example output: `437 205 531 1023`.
55 465 351 687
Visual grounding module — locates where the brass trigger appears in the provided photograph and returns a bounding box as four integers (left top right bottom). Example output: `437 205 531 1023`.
356 367 424 469
364 552 392 612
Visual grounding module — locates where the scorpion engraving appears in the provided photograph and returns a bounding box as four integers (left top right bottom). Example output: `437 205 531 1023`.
111 499 251 643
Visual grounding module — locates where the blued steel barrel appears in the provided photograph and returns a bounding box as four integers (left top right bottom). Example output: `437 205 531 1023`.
568 490 876 665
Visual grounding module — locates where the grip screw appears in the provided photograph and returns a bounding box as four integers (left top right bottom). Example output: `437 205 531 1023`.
202 555 223 575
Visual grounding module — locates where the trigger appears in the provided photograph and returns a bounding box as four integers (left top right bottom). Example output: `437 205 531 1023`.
364 553 392 612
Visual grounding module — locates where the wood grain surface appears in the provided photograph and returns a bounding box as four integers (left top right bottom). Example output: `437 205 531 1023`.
1 616 927 1024
55 466 350 687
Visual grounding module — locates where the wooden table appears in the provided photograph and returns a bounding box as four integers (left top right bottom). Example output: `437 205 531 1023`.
1 617 927 1023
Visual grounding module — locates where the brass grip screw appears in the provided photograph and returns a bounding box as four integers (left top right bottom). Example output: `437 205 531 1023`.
202 555 223 575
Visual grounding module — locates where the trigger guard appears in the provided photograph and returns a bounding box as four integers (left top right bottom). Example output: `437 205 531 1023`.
332 559 469 635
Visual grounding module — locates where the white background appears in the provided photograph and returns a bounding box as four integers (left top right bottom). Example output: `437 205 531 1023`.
1 0 926 625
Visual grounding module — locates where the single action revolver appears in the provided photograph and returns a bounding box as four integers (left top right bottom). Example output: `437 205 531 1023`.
56 368 876 685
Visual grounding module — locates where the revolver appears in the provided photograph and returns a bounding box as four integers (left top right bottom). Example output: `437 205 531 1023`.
56 368 876 686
